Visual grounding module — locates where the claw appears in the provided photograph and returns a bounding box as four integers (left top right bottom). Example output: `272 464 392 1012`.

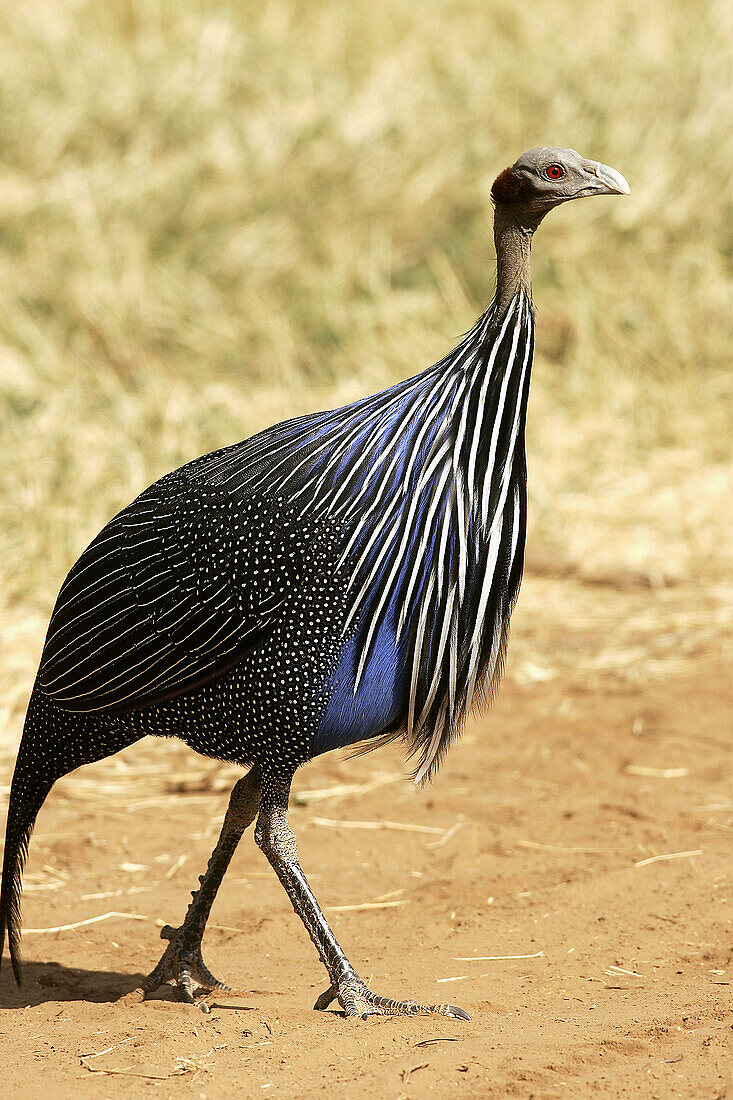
136 922 232 1007
313 983 338 1011
315 975 470 1020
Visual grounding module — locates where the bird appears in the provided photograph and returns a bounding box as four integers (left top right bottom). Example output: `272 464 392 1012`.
1 147 629 1020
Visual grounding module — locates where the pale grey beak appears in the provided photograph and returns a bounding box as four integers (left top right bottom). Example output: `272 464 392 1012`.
585 160 631 196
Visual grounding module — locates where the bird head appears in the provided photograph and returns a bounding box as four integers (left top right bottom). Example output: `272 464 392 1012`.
491 147 630 228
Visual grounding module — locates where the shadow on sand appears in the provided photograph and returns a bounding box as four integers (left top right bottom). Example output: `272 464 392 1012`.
0 959 258 1011
0 959 147 1008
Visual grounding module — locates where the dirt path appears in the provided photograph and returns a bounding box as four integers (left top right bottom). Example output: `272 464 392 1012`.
1 575 731 1098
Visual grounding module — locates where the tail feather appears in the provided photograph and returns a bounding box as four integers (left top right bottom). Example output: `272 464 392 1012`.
0 754 54 985
1 686 141 985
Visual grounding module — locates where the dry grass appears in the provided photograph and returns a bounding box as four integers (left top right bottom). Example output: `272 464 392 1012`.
0 0 731 756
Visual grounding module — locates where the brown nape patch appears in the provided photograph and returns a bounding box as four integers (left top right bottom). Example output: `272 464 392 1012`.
491 166 530 205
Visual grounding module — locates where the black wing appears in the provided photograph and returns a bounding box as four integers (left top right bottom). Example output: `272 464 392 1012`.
37 465 307 714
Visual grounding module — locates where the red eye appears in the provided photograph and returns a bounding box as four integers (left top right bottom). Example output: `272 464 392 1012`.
546 164 564 179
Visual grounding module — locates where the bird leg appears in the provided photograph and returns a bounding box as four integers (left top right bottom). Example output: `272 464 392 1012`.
133 764 261 1010
254 770 470 1020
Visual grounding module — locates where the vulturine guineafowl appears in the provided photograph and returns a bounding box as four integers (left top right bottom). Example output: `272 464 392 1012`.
1 148 629 1020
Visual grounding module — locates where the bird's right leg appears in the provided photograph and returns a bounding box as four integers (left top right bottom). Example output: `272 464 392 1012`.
132 763 261 1010
255 767 469 1020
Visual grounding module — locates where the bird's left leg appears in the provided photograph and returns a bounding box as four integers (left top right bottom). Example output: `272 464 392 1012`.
255 767 469 1020
132 764 261 1009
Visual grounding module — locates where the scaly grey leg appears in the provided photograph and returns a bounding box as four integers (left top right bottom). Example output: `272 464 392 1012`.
254 769 470 1020
134 764 261 1010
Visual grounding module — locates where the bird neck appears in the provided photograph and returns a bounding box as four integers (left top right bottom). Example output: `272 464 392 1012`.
493 206 535 315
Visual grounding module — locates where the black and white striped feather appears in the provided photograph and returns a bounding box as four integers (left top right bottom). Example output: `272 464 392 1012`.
38 290 534 782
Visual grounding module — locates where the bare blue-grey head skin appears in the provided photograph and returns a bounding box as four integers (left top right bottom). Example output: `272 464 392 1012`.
509 146 630 207
491 146 630 310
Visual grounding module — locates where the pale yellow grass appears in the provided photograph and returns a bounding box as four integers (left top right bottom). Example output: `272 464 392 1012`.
0 0 731 754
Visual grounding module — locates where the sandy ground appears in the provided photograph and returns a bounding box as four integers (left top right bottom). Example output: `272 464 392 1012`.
0 572 731 1098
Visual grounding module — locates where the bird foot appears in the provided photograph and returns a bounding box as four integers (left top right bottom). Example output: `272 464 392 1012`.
313 975 470 1020
132 924 231 1013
